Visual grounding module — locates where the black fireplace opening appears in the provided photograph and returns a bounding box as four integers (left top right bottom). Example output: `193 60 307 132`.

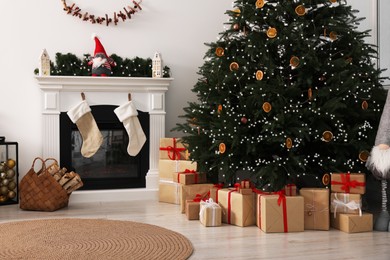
60 105 149 190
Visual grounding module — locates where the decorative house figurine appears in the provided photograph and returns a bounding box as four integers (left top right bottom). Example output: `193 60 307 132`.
152 52 162 78
39 49 50 76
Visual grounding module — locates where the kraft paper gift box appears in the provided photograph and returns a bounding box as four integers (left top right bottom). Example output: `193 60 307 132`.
173 171 207 185
330 173 365 194
331 212 373 233
299 188 330 230
330 193 362 215
159 138 188 160
199 199 222 227
284 184 297 196
186 199 201 220
218 188 256 227
259 194 304 233
158 180 181 204
180 183 214 213
209 184 224 203
159 159 197 181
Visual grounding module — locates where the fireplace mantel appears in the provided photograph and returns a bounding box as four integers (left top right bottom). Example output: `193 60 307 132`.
36 76 173 202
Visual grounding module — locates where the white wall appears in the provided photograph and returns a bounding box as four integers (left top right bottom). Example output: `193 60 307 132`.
0 0 378 176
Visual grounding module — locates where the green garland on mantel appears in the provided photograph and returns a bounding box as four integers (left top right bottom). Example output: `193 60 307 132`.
34 52 171 77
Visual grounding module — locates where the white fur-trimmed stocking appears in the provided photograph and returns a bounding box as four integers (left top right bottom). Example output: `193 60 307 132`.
67 100 103 158
114 101 146 156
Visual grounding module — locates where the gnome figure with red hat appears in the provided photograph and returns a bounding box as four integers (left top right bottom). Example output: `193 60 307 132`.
88 34 116 76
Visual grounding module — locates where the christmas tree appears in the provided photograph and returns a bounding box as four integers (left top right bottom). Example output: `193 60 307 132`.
174 0 387 191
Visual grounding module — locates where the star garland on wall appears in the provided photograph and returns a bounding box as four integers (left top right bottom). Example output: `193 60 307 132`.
61 0 143 26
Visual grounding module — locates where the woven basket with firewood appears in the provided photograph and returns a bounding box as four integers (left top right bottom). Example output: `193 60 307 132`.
19 157 83 212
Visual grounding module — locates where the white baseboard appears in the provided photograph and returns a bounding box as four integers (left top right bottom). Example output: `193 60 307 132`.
69 188 158 203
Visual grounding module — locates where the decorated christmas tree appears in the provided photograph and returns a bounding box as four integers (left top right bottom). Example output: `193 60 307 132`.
174 0 387 191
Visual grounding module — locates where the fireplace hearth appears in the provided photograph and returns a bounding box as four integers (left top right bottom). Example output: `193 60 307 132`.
36 76 173 202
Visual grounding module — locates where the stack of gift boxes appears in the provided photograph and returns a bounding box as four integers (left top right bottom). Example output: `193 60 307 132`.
158 144 373 233
329 173 373 233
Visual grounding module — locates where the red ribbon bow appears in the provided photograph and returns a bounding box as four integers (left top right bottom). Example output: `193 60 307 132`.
159 138 186 160
193 194 203 202
276 190 288 233
331 173 365 193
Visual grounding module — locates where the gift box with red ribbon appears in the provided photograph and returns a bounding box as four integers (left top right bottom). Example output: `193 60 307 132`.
330 173 365 194
180 183 214 213
159 138 188 160
173 170 207 185
284 184 297 196
159 160 197 181
258 192 304 233
299 188 330 230
185 194 203 220
218 188 256 227
209 184 224 203
158 180 181 205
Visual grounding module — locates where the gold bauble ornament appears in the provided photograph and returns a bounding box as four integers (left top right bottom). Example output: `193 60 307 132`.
8 181 16 191
229 62 239 71
361 100 369 110
295 5 306 16
215 47 225 57
286 138 293 149
262 102 272 113
6 169 15 179
8 190 16 199
0 186 8 195
359 150 370 162
0 195 7 202
219 143 226 154
6 159 15 169
322 131 333 142
233 8 241 17
256 70 264 80
256 0 265 8
322 173 331 186
290 56 300 67
267 27 277 38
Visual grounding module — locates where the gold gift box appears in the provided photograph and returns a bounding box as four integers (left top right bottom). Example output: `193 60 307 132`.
199 200 222 227
173 171 207 185
330 193 361 215
159 138 188 160
259 195 304 233
158 180 181 205
331 212 373 233
218 188 255 227
299 188 330 230
180 183 214 213
330 173 365 194
159 159 197 181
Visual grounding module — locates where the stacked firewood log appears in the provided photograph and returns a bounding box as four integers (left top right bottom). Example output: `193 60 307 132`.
46 162 83 194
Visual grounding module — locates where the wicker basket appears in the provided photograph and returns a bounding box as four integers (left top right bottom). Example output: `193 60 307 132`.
19 157 70 212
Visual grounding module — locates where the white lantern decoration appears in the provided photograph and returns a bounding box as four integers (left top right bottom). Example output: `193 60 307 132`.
152 52 162 78
39 49 50 76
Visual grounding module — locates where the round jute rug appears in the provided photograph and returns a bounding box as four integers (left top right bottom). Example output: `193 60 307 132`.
0 218 193 260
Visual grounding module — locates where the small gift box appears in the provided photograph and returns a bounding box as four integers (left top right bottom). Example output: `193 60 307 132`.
180 183 214 213
159 138 188 160
173 170 207 185
284 184 297 196
331 212 373 233
218 188 255 227
235 182 253 195
209 184 224 203
299 188 330 230
258 193 304 233
331 193 362 216
199 199 222 227
185 194 203 220
159 160 197 181
330 173 365 194
158 180 181 204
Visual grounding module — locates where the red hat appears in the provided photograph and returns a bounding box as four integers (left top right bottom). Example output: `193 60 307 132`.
92 34 108 57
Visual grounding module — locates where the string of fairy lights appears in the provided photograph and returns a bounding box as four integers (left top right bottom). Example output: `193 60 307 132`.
183 0 384 189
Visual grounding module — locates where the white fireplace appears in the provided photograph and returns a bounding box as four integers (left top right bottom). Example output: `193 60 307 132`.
36 76 173 202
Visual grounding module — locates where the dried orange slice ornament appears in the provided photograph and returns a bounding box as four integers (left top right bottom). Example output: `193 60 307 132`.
267 27 277 38
322 173 330 186
229 62 239 71
322 131 333 142
256 70 264 80
290 56 300 67
219 143 226 154
359 150 369 162
361 100 368 110
256 0 265 9
329 31 337 41
286 138 293 149
295 5 306 16
215 47 225 57
262 102 272 113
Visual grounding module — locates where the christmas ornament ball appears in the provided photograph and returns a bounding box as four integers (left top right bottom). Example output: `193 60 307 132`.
0 163 5 172
2 179 9 186
6 169 15 179
6 159 16 169
0 195 7 202
241 117 248 124
7 190 16 199
0 186 8 195
0 172 5 179
8 181 16 191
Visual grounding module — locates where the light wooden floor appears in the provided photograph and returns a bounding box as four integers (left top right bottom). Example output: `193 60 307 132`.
1 200 389 260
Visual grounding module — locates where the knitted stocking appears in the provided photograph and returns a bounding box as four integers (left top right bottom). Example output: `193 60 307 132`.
67 100 103 158
114 101 146 156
